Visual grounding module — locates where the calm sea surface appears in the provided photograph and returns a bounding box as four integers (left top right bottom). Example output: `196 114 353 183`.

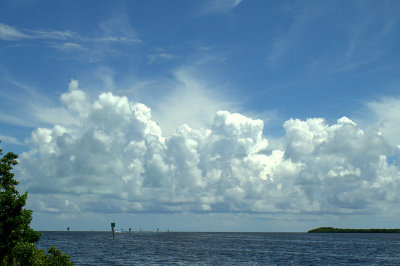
37 231 400 265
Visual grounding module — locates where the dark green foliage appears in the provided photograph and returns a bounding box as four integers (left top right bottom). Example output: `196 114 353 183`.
2 243 73 265
5 242 44 265
44 246 73 265
0 141 73 265
308 227 400 233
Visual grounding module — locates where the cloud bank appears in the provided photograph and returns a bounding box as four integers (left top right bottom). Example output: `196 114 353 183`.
17 80 400 218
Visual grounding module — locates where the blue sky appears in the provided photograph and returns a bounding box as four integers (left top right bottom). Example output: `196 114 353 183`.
1 0 400 232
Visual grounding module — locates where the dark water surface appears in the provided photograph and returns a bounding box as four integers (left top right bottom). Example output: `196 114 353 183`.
37 231 400 265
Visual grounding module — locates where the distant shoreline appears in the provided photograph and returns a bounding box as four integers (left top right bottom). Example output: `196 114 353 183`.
308 227 400 233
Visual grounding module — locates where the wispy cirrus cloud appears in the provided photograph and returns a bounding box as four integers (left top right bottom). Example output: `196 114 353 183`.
98 14 141 44
365 97 400 148
0 22 76 41
0 79 75 128
0 18 141 65
53 42 86 52
30 29 76 40
0 134 24 145
0 22 29 40
200 0 243 15
344 3 398 60
0 20 141 50
267 5 320 66
0 113 35 127
147 53 176 64
151 67 235 135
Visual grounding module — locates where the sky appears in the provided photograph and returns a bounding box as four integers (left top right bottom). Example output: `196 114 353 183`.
1 0 400 232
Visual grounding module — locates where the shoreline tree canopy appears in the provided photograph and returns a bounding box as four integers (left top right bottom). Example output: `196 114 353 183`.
0 140 73 265
308 227 400 233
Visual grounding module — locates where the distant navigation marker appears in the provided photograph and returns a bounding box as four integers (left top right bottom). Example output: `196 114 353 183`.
111 222 116 239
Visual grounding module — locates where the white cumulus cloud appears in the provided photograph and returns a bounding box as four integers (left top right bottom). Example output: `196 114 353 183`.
17 80 400 219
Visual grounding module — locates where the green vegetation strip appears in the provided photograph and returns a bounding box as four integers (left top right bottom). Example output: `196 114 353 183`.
308 227 400 233
1 140 73 265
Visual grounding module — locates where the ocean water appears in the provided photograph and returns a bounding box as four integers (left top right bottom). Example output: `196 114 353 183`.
37 231 400 265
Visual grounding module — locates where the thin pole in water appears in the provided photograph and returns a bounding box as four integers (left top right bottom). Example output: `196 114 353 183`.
111 222 115 239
